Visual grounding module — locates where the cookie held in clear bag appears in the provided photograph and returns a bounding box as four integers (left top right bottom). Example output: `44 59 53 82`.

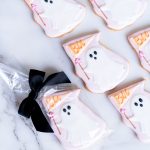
16 69 110 149
43 89 110 149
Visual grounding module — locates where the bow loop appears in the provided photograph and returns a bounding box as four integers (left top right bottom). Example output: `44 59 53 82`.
44 72 71 86
29 69 45 91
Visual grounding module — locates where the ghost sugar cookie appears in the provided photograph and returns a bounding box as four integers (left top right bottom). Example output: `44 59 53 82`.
63 33 129 93
90 0 148 30
128 27 150 72
43 89 110 149
108 80 150 143
24 0 86 37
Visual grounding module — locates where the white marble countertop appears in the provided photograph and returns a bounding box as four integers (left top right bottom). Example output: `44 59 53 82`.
0 0 150 150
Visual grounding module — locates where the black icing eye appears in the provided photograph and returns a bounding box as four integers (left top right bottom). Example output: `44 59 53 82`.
67 112 70 115
44 0 48 2
67 105 71 110
139 98 143 103
94 57 97 60
134 102 138 106
89 54 93 58
50 0 53 4
63 108 67 112
94 51 97 55
140 104 143 107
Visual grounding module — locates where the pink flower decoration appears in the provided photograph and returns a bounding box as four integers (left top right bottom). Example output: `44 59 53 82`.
74 58 81 64
120 108 126 114
31 3 37 11
48 112 54 119
139 51 144 58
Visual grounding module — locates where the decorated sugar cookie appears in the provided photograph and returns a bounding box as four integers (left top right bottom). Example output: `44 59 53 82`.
90 0 148 30
128 27 150 72
43 89 109 149
63 33 129 93
25 0 86 37
108 80 150 143
17 70 110 149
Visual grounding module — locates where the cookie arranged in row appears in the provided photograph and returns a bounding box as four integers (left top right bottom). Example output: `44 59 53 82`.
24 0 148 37
62 28 150 94
109 80 150 143
63 32 129 93
90 0 148 30
129 27 150 72
25 0 86 37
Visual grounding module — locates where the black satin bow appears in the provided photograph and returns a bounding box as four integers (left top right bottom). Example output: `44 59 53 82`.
18 69 71 133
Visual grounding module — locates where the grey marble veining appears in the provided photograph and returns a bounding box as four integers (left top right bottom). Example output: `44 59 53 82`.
0 0 150 150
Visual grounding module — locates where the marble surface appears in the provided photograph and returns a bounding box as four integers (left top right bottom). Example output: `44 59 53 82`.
0 0 150 150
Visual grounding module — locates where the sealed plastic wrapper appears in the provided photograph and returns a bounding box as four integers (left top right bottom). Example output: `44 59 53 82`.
0 62 29 101
41 87 110 150
0 62 111 150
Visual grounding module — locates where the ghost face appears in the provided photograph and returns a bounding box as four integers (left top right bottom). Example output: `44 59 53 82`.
131 94 150 134
86 47 107 66
86 47 124 67
59 102 101 146
41 0 63 10
61 103 76 127
86 48 99 62
131 94 150 116
60 102 91 128
85 47 126 92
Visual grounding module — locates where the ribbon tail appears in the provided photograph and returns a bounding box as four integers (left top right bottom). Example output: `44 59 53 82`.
31 102 54 133
18 98 35 118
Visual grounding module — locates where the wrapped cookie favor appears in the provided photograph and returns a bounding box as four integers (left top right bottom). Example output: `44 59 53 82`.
41 87 110 149
17 69 111 149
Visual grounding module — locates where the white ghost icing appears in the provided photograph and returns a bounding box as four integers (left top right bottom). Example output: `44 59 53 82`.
38 0 85 37
58 102 101 146
99 0 147 29
84 47 126 92
131 94 150 134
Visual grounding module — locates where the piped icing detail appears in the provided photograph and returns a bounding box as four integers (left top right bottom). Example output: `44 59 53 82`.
25 0 86 37
133 31 150 48
63 33 129 93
